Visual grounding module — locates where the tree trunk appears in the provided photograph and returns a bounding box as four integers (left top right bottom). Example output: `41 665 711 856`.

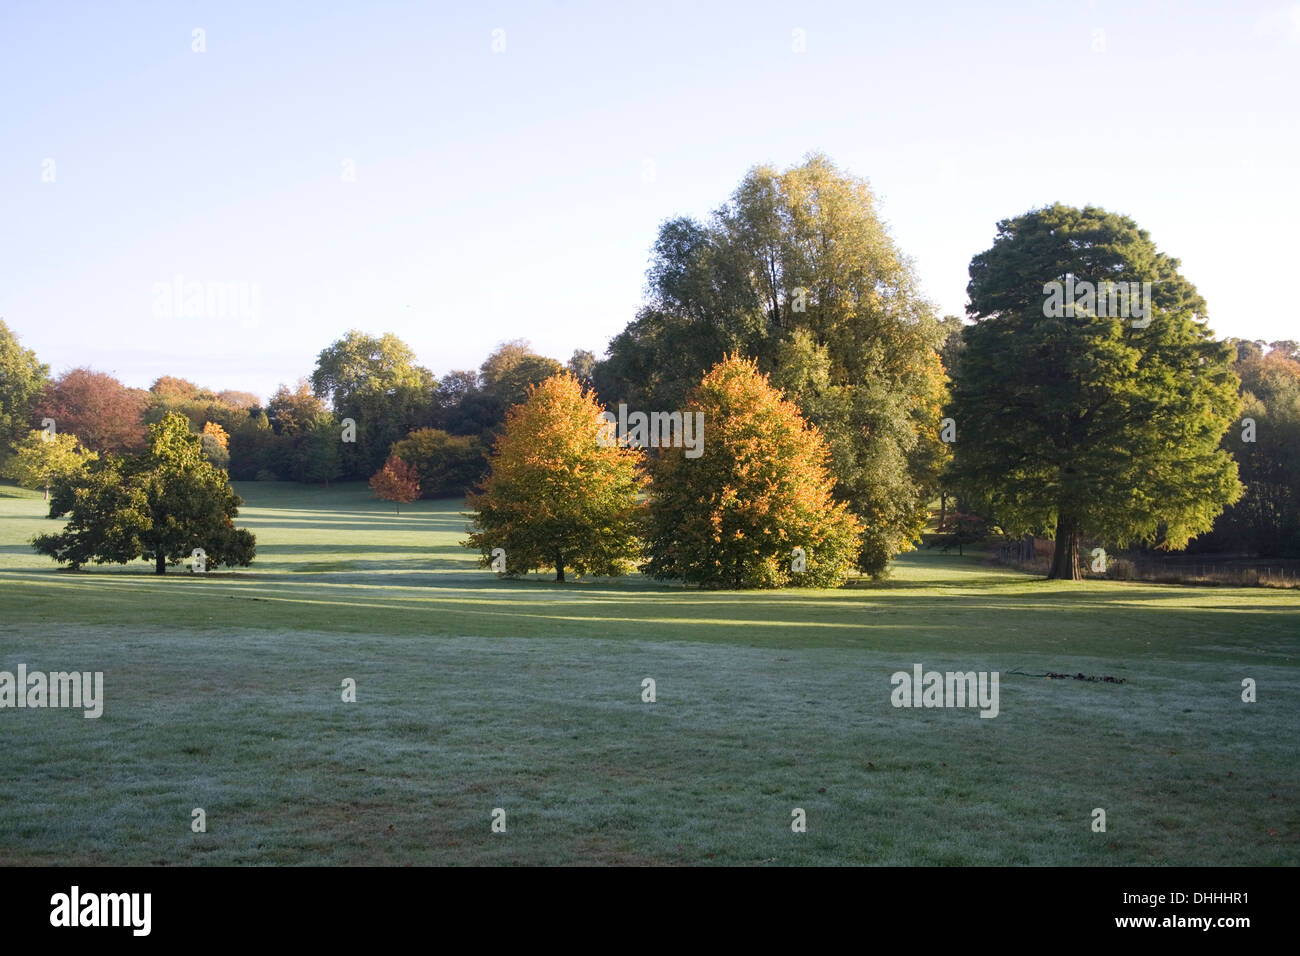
155 550 167 575
938 492 947 531
1048 513 1081 580
44 479 49 502
555 551 564 583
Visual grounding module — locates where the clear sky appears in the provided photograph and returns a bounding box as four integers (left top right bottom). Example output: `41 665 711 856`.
2 0 1296 402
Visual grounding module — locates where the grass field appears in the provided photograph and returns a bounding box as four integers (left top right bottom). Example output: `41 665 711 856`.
1 480 1296 865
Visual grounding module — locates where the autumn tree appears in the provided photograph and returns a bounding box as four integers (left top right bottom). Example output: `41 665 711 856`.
33 412 255 573
643 356 862 588
150 376 204 402
465 373 646 581
0 429 97 500
0 319 49 459
595 154 946 575
216 389 262 410
947 204 1242 579
369 455 420 513
33 367 148 455
266 380 326 434
200 421 231 470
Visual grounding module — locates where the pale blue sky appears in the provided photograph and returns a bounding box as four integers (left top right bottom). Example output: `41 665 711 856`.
2 0 1296 401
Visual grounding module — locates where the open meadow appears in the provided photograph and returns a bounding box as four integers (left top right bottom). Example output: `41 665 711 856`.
1 480 1296 866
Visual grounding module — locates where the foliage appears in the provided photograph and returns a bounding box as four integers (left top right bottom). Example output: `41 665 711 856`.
465 373 646 581
369 455 421 513
311 330 438 478
946 203 1242 579
0 429 97 500
1195 343 1300 556
0 319 49 459
33 412 255 573
32 367 148 455
595 154 945 575
643 356 863 588
390 428 487 499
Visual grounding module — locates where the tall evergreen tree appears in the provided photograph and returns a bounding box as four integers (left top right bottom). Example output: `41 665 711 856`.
947 204 1242 579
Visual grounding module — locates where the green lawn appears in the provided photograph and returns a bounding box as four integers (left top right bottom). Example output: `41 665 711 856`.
0 480 1295 865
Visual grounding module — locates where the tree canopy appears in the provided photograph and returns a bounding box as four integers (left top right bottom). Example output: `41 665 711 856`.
465 373 646 581
33 412 255 573
595 153 945 575
642 355 863 588
946 203 1242 579
310 330 438 478
0 319 49 459
32 367 148 456
0 429 97 500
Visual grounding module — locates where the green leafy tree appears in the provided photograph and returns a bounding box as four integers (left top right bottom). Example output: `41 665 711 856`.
1197 344 1300 556
0 320 49 459
295 414 343 485
643 356 863 588
947 204 1242 579
390 428 487 498
465 373 646 582
596 154 946 575
310 331 438 478
33 413 255 573
1 429 97 500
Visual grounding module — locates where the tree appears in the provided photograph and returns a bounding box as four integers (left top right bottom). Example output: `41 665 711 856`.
200 421 230 470
33 412 255 573
567 349 597 385
1195 343 1300 556
227 406 274 481
434 370 480 418
311 331 437 478
478 339 536 393
267 380 328 436
293 415 343 485
0 319 49 459
594 154 946 575
477 340 564 418
390 428 487 498
643 356 863 588
216 389 262 409
0 429 97 500
150 376 204 402
947 204 1242 580
369 455 420 514
465 373 646 582
33 367 148 455
491 354 565 412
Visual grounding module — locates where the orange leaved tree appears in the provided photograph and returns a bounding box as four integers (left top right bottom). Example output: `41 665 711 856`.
464 373 645 581
643 355 862 588
369 455 420 514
